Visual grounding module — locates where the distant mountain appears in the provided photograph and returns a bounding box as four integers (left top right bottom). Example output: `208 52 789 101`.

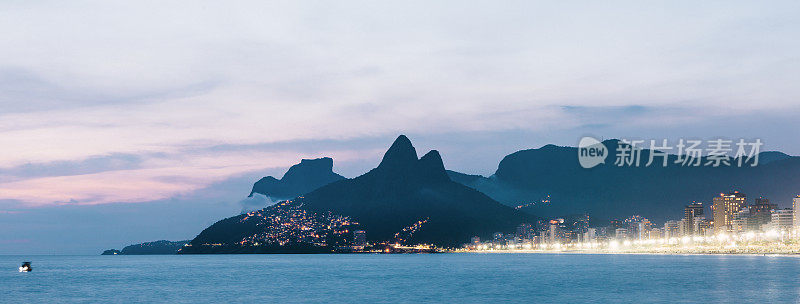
242 139 799 227
446 170 485 185
758 151 792 164
102 240 189 255
182 135 532 253
297 135 533 246
249 157 345 199
455 140 800 224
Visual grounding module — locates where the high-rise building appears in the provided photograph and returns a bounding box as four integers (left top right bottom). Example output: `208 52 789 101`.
664 220 681 238
793 196 800 229
684 202 704 235
769 209 794 232
548 224 558 244
595 227 610 241
698 219 713 236
583 228 596 242
648 228 663 240
615 228 628 240
688 217 710 236
731 207 751 233
623 215 651 240
637 222 647 240
712 191 747 233
750 197 777 231
548 219 565 244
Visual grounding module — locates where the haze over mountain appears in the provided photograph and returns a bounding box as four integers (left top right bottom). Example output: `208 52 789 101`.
184 136 532 252
450 140 800 224
248 157 345 200
239 139 800 226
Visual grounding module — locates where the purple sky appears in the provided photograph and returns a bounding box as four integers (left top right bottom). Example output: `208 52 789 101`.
1 1 799 254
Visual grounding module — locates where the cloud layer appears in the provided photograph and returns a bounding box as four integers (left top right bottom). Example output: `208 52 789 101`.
1 1 799 207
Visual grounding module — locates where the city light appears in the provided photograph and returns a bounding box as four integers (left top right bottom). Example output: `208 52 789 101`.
462 193 800 255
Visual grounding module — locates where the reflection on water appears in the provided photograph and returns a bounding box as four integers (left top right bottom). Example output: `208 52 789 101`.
1 253 799 303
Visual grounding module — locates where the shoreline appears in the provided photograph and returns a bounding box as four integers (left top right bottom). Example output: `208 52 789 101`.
463 249 800 257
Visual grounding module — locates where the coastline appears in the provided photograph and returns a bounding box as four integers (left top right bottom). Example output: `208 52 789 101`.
463 248 800 256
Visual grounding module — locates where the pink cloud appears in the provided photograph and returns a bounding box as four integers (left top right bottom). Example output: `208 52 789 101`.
0 149 371 206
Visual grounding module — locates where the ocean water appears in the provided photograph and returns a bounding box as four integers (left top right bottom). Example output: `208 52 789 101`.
2 253 799 303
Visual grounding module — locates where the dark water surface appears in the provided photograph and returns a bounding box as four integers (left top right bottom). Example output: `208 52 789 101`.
2 253 799 303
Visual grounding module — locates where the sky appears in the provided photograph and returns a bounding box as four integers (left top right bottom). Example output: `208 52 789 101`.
1 1 799 254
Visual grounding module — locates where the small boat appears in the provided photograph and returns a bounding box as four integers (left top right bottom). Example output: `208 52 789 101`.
19 262 32 272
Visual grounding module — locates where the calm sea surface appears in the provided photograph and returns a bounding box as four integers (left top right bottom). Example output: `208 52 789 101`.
2 253 799 303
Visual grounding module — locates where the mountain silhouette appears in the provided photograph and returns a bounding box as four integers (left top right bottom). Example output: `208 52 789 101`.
102 240 189 255
249 157 344 199
245 138 799 226
296 135 530 246
453 139 800 224
185 135 531 252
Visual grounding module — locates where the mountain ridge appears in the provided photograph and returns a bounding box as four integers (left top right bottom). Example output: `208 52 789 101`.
457 140 800 224
296 135 530 246
101 240 189 255
244 138 799 226
183 135 533 252
248 157 345 199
